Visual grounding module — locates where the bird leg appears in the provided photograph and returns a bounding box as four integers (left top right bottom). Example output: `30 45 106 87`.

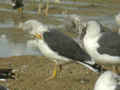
37 4 42 16
46 62 57 81
112 66 119 74
18 8 23 17
44 0 49 16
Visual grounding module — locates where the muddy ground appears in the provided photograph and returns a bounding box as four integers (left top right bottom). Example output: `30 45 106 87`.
0 56 98 90
0 56 115 90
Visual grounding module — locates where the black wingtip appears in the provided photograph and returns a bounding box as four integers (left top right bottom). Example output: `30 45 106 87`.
91 64 107 73
79 61 107 73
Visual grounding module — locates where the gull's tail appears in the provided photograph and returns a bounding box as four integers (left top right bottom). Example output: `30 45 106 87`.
77 61 106 73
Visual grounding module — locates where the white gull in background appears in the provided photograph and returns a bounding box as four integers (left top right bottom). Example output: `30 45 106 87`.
19 19 104 80
63 15 87 48
63 15 87 35
115 13 120 26
63 15 112 49
83 20 120 72
94 71 120 90
115 13 120 33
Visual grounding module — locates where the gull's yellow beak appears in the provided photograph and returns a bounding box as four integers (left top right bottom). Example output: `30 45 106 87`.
34 34 42 39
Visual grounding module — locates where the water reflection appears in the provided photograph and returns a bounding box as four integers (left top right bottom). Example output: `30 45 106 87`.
0 34 41 57
0 19 15 28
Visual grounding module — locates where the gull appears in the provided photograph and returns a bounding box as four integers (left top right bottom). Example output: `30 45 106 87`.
10 0 24 16
94 71 120 90
19 19 104 80
83 20 120 72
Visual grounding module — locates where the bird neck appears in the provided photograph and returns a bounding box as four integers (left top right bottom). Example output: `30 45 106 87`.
85 24 101 38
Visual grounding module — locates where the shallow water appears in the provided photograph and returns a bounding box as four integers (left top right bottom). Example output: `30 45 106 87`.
0 15 117 58
0 34 41 57
0 18 42 57
83 15 117 29
0 0 120 57
0 18 15 28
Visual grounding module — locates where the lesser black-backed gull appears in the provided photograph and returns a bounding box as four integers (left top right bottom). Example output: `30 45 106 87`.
83 21 120 71
19 19 104 80
94 71 120 90
10 0 24 16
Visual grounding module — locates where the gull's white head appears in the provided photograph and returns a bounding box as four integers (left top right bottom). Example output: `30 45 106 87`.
84 20 101 37
115 13 120 25
87 21 101 31
94 71 119 90
18 19 48 35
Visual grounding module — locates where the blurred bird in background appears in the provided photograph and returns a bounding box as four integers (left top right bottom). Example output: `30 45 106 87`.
10 0 24 17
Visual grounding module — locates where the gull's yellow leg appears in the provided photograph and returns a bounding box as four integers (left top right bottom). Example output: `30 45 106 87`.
44 7 48 16
37 4 42 16
18 8 23 17
46 63 57 81
44 0 49 16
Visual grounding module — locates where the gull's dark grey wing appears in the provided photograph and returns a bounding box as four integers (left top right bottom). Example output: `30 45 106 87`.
43 29 91 61
98 32 120 56
115 85 120 90
43 29 104 72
